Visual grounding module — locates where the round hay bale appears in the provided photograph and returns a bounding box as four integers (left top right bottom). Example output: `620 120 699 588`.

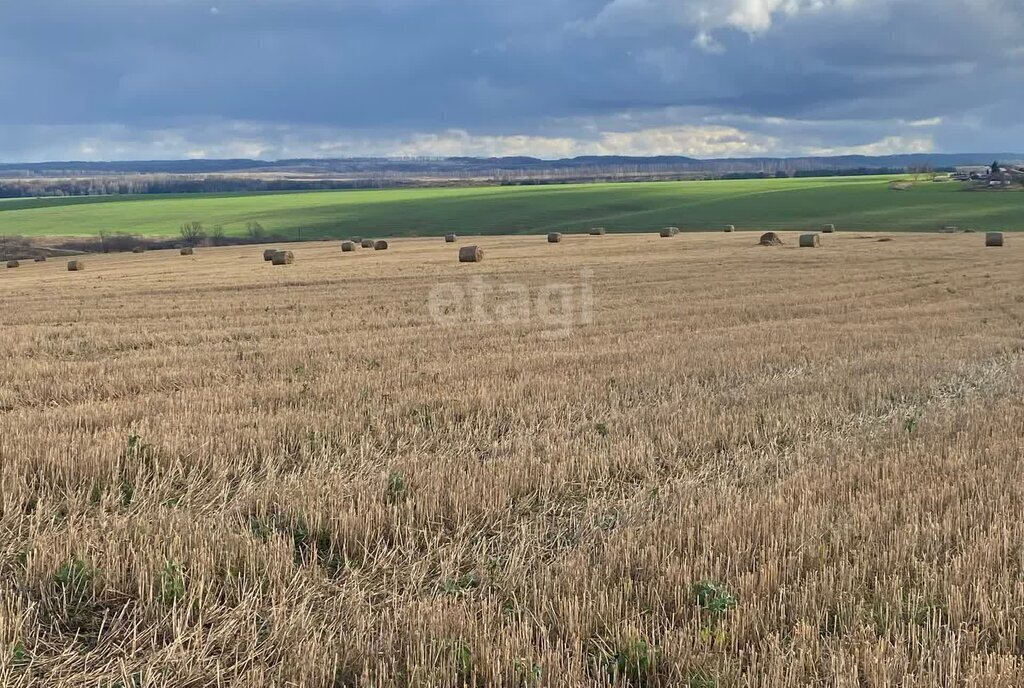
67 260 84 271
341 241 356 252
271 250 294 265
589 227 607 236
373 240 389 251
941 226 958 234
660 226 680 238
445 234 457 243
547 232 563 243
986 232 1004 247
263 248 277 261
822 224 836 234
6 260 20 268
131 246 146 254
351 236 363 244
799 233 821 248
458 245 483 263
180 247 194 256
759 232 783 246
360 239 375 249
34 255 47 262
724 225 735 232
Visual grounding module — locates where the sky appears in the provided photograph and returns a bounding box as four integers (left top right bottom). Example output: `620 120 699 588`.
1 0 1023 162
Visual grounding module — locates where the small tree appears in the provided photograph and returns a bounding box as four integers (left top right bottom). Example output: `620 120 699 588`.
245 222 266 240
209 225 226 246
991 160 1000 176
179 222 206 246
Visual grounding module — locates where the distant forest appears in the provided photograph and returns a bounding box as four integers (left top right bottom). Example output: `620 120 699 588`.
1 152 1019 198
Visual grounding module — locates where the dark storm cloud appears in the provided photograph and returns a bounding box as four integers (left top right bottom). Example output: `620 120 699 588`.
1 0 1022 160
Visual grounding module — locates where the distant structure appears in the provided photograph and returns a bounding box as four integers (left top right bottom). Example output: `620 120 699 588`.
952 162 1021 186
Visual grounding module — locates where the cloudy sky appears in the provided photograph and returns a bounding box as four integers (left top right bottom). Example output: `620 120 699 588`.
2 0 1023 162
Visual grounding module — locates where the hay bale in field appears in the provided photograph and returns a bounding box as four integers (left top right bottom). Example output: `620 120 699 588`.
986 232 1004 247
131 246 146 254
361 239 375 249
878 237 894 242
724 225 735 232
458 245 483 262
373 240 389 250
799 233 821 248
263 248 277 261
33 255 47 262
822 224 836 234
67 260 84 271
660 227 680 238
941 226 958 234
6 260 19 268
341 241 356 252
589 227 607 236
445 234 457 243
271 250 294 265
350 236 363 244
759 232 783 246
547 232 563 243
180 247 194 256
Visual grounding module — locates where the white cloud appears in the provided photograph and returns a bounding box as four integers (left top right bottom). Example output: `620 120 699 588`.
318 125 781 159
593 125 779 156
693 31 724 53
803 135 934 156
904 117 943 127
590 0 854 40
0 122 787 162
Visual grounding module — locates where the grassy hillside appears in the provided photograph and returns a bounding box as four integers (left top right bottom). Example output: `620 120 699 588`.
0 175 1020 237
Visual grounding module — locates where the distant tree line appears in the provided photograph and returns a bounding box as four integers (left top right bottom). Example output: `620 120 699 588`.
0 175 392 199
0 164 948 199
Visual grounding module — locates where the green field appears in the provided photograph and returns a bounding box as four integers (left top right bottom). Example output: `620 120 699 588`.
0 175 1020 238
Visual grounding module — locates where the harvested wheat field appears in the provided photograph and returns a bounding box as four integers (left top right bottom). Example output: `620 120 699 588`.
1 233 1023 687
